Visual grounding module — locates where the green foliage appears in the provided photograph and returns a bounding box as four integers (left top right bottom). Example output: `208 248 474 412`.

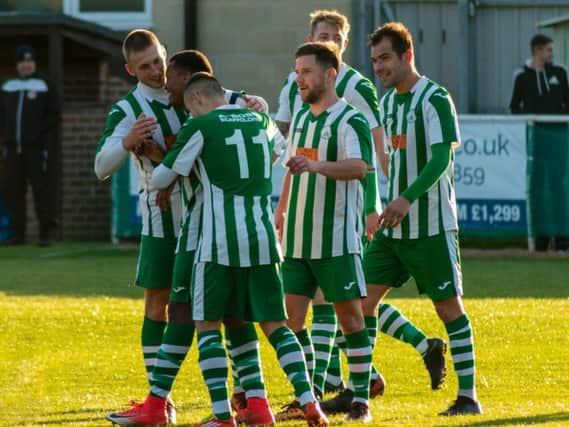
0 243 568 426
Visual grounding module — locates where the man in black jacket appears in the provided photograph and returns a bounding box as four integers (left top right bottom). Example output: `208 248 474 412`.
510 34 569 252
0 45 60 246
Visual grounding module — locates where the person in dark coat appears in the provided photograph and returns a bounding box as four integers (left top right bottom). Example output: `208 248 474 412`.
0 45 60 246
510 34 569 252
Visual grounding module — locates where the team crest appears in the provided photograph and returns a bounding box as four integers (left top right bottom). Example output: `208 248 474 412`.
385 114 393 129
27 91 37 100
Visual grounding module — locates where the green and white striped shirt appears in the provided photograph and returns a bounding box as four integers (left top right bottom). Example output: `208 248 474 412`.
95 82 186 239
95 83 253 241
277 63 382 215
171 90 264 253
283 99 373 259
380 76 460 239
162 105 283 267
175 170 202 253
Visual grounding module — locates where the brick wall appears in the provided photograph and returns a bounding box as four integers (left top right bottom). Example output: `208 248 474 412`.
60 72 131 240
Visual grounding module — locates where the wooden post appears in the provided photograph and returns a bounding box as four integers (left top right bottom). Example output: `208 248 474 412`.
48 29 63 238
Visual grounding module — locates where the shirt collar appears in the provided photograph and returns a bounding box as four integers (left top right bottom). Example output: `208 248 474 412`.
137 81 170 104
215 104 242 111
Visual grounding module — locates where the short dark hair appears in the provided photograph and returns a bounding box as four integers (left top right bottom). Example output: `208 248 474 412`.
169 50 213 75
185 72 224 97
295 41 340 71
531 33 553 53
122 29 160 62
368 22 414 57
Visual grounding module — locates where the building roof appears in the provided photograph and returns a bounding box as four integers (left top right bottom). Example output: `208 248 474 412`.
0 12 124 57
538 14 569 28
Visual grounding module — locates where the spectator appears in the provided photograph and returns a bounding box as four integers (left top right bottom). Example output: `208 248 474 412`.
0 45 60 246
510 33 569 252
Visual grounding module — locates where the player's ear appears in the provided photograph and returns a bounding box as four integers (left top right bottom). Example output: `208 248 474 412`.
327 66 337 82
124 63 135 77
306 33 314 42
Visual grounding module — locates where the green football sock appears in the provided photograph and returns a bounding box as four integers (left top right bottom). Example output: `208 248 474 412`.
150 321 194 397
365 315 381 381
378 303 429 355
445 314 477 400
325 334 343 387
311 304 337 394
269 327 314 407
141 316 167 384
295 328 315 383
344 329 372 405
197 330 231 420
226 323 266 399
225 338 243 394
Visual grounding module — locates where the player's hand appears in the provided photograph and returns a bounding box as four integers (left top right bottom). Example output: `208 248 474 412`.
242 95 267 113
378 196 410 228
135 139 165 163
156 182 175 212
286 155 318 175
365 211 380 241
122 114 157 151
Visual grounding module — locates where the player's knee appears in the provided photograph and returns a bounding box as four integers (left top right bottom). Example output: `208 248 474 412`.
222 317 247 329
433 297 464 323
144 289 170 321
168 302 194 324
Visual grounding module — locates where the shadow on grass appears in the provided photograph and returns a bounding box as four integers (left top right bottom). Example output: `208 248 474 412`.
1 242 568 299
0 242 142 299
451 411 569 426
13 407 109 425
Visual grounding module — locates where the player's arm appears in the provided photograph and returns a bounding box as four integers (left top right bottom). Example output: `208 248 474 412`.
379 90 458 229
94 109 156 180
349 78 389 177
266 117 287 163
151 122 204 189
373 127 389 177
241 94 269 113
225 89 269 113
286 157 367 180
287 115 371 181
276 120 290 138
379 144 451 229
134 139 166 163
274 170 291 241
275 73 295 138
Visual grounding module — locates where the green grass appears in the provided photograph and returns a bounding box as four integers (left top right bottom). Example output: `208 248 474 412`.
0 243 568 426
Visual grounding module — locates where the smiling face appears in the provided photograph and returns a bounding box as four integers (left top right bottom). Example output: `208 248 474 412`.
125 43 166 89
370 37 411 89
295 54 329 104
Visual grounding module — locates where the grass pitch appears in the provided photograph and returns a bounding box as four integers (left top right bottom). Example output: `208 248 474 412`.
0 243 568 426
